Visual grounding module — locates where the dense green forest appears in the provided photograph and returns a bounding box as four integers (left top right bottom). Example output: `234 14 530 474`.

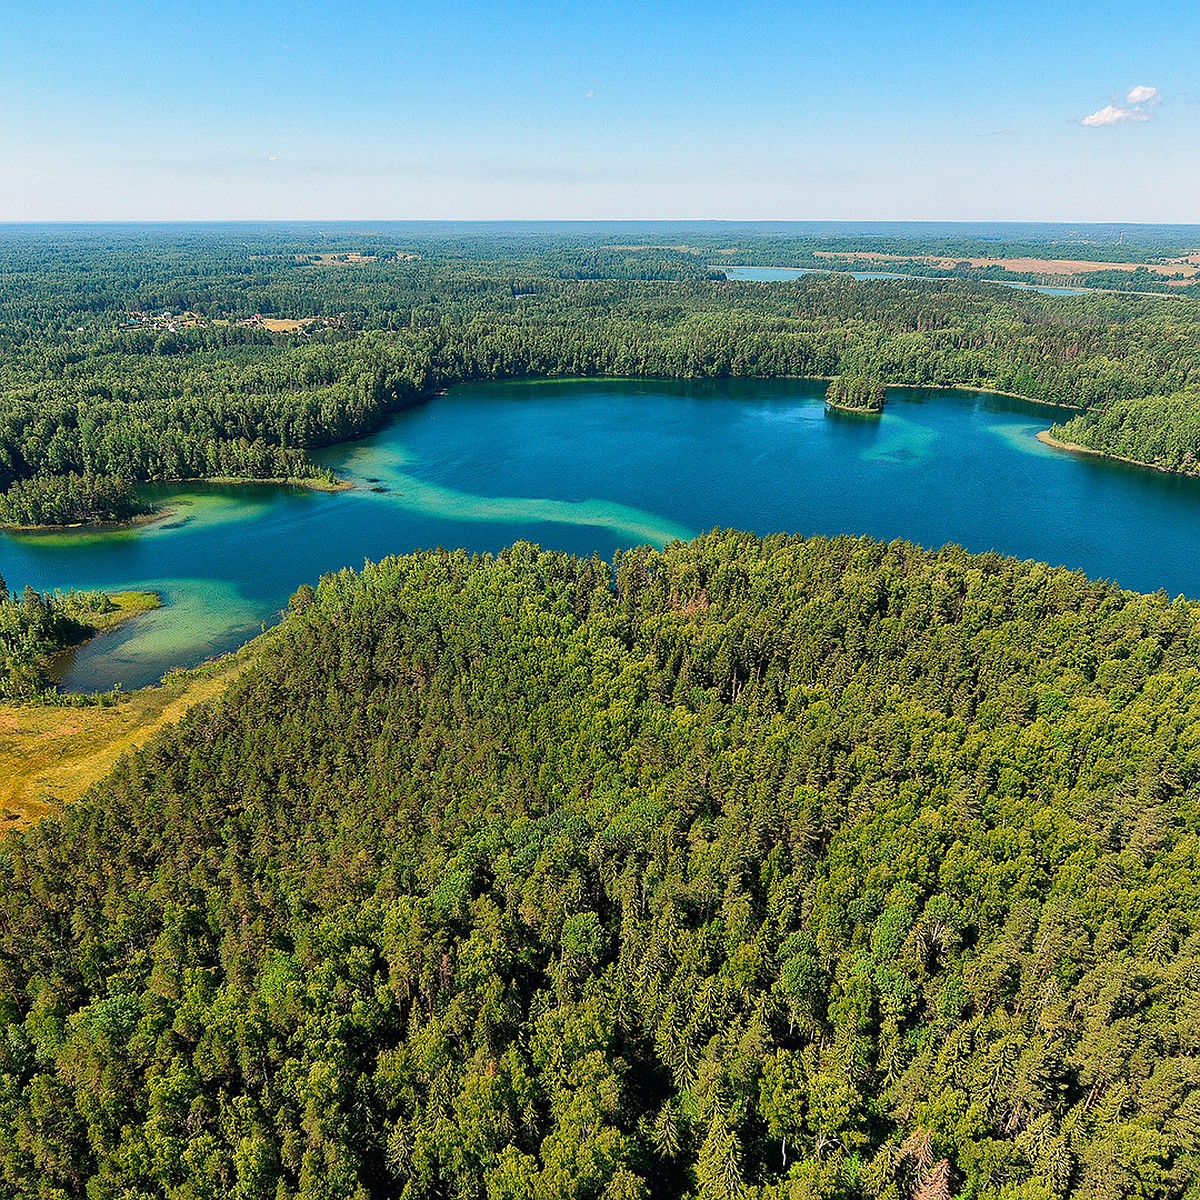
2 533 1200 1199
0 472 149 528
0 578 120 700
1049 389 1200 474
1 224 1200 523
826 377 886 413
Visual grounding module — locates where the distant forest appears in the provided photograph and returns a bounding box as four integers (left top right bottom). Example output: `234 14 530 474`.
1 225 1199 523
2 533 1199 1198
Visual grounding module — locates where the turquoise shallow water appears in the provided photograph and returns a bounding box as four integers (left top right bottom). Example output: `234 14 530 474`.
5 377 1200 691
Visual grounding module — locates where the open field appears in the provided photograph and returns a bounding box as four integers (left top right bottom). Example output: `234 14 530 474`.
0 646 257 834
296 252 378 265
964 256 1199 277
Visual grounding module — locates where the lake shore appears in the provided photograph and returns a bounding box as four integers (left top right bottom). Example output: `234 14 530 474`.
54 590 163 658
1036 430 1200 478
42 591 163 695
825 400 883 416
85 590 163 634
938 384 1081 411
1 475 352 534
1 507 178 535
191 474 353 493
718 264 1184 301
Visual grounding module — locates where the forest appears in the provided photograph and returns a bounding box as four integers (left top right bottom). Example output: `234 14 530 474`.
825 377 887 414
1049 391 1200 475
1 225 1200 523
0 472 149 528
0 577 121 701
2 533 1199 1199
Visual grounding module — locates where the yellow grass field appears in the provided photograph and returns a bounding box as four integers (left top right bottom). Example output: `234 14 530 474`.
964 256 1199 277
0 646 257 834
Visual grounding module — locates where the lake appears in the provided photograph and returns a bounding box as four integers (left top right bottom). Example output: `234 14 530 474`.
6 377 1200 692
719 265 1092 296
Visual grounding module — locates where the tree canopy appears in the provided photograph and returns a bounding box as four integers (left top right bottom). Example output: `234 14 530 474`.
0 579 119 701
2 533 1199 1198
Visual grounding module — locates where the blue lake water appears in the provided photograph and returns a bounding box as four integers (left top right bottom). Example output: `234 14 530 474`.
4 378 1199 691
719 265 1092 295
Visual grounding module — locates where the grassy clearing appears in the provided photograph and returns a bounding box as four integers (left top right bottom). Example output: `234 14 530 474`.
87 589 162 631
0 641 260 834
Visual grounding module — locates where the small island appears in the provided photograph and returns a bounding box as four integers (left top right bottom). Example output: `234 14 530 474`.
825 374 887 414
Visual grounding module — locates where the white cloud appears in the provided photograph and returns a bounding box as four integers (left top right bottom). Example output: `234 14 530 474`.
1082 104 1146 126
1082 84 1162 127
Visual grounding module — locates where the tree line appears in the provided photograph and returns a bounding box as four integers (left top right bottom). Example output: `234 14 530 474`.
2 228 1200 524
0 577 118 700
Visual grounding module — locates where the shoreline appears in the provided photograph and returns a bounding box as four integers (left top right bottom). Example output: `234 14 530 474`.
934 384 1081 411
716 264 1186 301
1 475 353 534
44 591 163 689
78 591 163 637
1 508 174 535
825 400 884 416
1035 430 1200 478
179 474 353 493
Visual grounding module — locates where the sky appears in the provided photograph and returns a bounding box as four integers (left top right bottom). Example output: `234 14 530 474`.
1 0 1198 222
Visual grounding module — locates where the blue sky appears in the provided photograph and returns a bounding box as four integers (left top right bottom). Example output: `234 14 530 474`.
1 0 1197 221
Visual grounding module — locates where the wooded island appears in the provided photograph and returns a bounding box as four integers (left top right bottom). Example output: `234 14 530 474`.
825 375 887 413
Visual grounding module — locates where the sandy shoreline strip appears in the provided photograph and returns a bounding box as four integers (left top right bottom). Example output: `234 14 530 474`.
1036 430 1200 478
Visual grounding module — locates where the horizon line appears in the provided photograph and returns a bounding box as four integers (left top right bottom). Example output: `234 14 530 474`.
2 217 1199 229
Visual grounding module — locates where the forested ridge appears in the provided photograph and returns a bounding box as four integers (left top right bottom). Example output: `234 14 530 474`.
2 533 1200 1199
2 226 1200 523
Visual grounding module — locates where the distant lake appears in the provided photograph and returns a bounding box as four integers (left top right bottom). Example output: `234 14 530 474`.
719 265 1092 295
6 378 1200 692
